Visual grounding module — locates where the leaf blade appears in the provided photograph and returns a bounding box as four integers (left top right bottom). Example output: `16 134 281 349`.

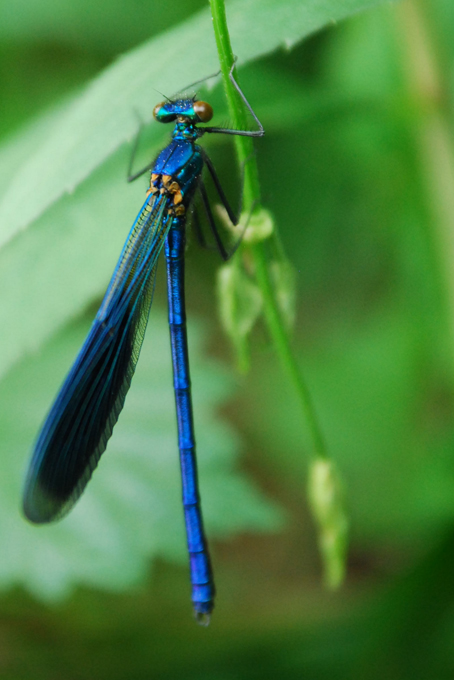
0 0 395 249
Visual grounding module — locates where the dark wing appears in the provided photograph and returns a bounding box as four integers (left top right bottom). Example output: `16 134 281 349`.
23 194 172 523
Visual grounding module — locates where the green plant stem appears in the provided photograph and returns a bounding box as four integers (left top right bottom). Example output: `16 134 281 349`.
209 0 327 460
399 0 454 378
209 0 260 212
253 242 327 458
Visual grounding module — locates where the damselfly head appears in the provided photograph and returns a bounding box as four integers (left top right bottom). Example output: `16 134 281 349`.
153 99 213 124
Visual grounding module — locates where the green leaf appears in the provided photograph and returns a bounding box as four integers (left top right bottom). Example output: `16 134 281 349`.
0 153 143 381
0 310 282 600
0 0 206 52
0 0 395 250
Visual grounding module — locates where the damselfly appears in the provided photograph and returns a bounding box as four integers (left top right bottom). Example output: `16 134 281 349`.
22 68 263 623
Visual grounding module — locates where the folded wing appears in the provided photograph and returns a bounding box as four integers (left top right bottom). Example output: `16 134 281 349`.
23 195 172 523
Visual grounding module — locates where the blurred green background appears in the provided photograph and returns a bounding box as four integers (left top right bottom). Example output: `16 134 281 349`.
1 0 454 677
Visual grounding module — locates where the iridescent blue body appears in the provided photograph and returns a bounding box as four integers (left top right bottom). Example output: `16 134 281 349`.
23 74 264 622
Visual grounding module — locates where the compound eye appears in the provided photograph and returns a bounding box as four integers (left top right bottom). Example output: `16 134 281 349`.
153 102 166 121
193 101 213 123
